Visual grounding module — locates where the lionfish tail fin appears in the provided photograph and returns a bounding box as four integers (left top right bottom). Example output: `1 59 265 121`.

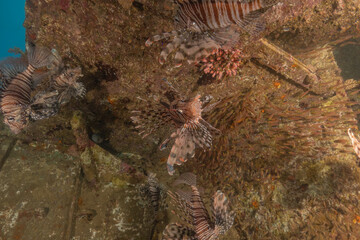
173 172 197 187
212 190 235 235
27 43 55 69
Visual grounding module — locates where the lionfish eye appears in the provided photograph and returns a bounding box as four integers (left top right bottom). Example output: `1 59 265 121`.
7 117 15 122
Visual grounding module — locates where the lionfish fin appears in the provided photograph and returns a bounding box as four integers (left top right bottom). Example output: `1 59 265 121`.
173 172 197 187
26 43 55 69
212 190 235 235
175 189 192 203
167 190 193 225
180 38 220 65
211 26 241 48
162 223 196 240
145 30 179 47
0 57 27 81
199 118 221 135
167 130 196 175
189 185 214 238
260 0 280 7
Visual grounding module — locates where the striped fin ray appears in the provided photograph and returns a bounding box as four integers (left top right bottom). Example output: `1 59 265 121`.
174 0 277 33
26 43 55 69
167 190 194 225
148 0 278 65
173 172 197 187
131 106 173 138
199 118 221 134
190 185 215 240
166 128 196 175
0 57 28 86
186 121 213 149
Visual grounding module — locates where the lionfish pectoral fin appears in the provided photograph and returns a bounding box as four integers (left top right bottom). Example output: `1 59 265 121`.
246 18 266 37
235 8 266 36
173 172 197 187
159 137 171 151
211 27 241 48
26 44 56 69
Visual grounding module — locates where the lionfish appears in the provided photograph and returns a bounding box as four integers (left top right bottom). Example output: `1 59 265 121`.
52 67 86 105
28 91 60 121
163 173 235 240
0 44 55 134
348 128 360 158
29 67 85 121
131 80 220 175
146 0 279 66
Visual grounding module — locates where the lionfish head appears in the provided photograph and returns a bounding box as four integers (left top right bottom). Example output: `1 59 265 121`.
64 67 83 79
182 95 202 122
4 109 29 134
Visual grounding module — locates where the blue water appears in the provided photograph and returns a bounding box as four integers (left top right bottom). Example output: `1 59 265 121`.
0 1 26 60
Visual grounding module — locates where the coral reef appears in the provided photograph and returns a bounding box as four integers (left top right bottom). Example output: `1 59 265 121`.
9 0 360 239
198 48 247 80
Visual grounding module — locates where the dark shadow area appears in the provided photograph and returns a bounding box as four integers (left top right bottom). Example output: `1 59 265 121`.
333 40 360 80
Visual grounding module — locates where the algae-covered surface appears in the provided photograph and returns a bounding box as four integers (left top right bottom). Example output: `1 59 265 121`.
2 0 360 239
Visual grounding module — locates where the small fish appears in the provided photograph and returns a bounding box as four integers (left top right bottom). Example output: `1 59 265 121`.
166 173 235 240
348 128 360 158
132 81 220 175
52 67 86 105
0 44 55 134
140 173 167 216
146 0 279 66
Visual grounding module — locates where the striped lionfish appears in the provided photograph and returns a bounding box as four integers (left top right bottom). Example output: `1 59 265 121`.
139 172 166 215
131 80 220 175
0 44 56 134
146 0 279 66
52 67 86 105
163 173 235 240
24 67 85 122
